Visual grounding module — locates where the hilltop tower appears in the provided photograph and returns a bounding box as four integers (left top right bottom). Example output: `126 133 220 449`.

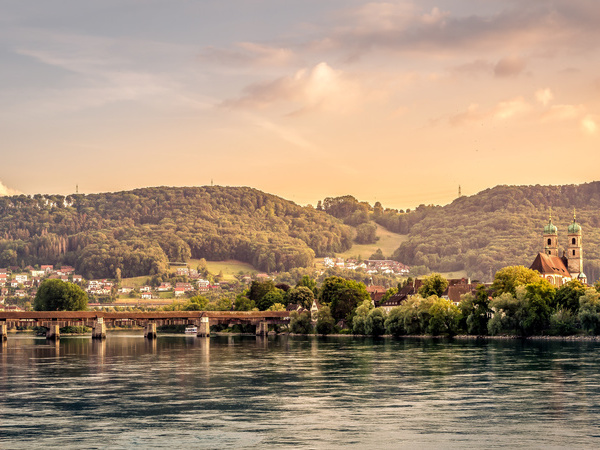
567 211 583 275
543 213 558 257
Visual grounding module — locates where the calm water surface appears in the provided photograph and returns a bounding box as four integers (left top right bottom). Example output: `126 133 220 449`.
1 334 600 448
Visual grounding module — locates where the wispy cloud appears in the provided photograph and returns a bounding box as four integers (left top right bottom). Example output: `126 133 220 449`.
222 62 362 115
0 181 20 196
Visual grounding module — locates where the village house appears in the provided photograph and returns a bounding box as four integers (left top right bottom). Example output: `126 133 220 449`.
139 286 152 292
31 269 46 278
41 265 53 273
141 292 152 299
157 282 172 292
174 287 186 297
15 274 28 283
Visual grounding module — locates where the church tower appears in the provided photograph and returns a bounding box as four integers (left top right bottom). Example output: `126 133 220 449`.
543 213 558 256
567 212 583 275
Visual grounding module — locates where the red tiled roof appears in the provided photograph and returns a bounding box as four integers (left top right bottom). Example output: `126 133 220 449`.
530 252 570 276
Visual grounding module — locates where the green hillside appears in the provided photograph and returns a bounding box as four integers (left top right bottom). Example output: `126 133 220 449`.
391 183 600 283
0 186 353 279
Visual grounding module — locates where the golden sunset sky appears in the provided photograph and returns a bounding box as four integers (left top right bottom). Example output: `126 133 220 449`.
1 0 599 209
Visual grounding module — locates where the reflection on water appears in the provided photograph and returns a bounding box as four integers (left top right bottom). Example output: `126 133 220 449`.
1 335 600 448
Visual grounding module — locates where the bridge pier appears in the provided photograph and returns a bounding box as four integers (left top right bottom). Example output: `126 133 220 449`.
46 324 60 340
144 323 157 339
256 321 268 336
0 323 7 341
92 318 106 340
197 317 210 337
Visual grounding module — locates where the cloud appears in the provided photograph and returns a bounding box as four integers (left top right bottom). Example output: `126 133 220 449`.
222 62 361 115
541 104 584 122
449 97 531 126
535 88 554 106
311 1 600 62
494 56 526 77
581 115 598 134
0 181 20 196
200 42 295 67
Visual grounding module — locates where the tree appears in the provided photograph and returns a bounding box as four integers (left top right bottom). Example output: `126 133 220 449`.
369 248 385 260
418 273 448 298
315 305 336 335
553 280 586 312
286 286 315 309
320 276 370 322
290 311 313 334
296 275 318 295
384 306 406 337
492 266 541 296
34 279 88 311
248 280 276 303
365 308 387 337
578 289 600 335
235 294 256 311
459 285 491 335
427 297 460 336
352 300 373 334
257 289 284 311
355 223 377 245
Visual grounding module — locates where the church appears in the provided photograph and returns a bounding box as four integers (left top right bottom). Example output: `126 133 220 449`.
529 213 587 286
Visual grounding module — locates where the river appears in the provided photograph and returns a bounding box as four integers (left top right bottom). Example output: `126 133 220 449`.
1 334 599 448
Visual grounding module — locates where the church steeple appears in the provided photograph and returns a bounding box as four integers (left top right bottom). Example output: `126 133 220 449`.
567 209 583 275
543 209 558 256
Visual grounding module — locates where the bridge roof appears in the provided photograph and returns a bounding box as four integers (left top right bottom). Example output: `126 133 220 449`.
0 310 290 320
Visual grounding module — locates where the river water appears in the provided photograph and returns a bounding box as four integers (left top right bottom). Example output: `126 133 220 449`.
1 334 600 448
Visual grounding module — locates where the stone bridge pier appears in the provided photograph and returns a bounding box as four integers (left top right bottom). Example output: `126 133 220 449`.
144 323 157 339
92 317 106 340
256 321 268 336
0 321 7 342
197 317 210 337
46 324 60 340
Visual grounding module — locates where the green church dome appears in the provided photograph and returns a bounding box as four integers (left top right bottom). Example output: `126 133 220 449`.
543 220 557 235
568 220 582 234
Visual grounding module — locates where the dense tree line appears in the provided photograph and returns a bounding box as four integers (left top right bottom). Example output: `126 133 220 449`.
0 187 353 277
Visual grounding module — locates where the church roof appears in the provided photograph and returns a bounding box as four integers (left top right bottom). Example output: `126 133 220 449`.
530 253 570 276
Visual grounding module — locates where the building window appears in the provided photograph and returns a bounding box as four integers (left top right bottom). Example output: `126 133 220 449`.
572 238 576 245
547 238 552 245
573 250 576 256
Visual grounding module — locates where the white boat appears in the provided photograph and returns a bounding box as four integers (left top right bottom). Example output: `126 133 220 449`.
185 326 197 334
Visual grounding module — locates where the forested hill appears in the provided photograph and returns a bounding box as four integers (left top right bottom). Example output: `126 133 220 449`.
391 182 600 283
0 186 353 279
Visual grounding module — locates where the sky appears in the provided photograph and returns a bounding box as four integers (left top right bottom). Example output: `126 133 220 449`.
1 0 600 209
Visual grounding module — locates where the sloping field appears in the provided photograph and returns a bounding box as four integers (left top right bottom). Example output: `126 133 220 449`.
336 224 409 260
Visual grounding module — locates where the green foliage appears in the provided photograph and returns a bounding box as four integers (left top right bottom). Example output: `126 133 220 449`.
296 275 318 295
355 223 377 244
34 279 88 311
257 289 284 311
488 283 552 337
384 307 406 337
418 273 449 297
352 300 373 335
492 266 541 295
0 186 353 277
315 305 336 335
290 311 313 334
268 303 286 312
286 286 315 309
365 308 387 337
248 280 276 303
234 294 255 311
320 276 370 322
369 248 385 260
549 309 577 336
427 297 460 336
459 285 491 335
553 280 586 311
578 289 600 335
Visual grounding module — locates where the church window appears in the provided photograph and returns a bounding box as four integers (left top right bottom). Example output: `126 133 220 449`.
547 238 551 245
572 250 576 256
572 237 576 245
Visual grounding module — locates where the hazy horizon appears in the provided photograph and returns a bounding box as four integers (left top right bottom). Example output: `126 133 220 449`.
2 1 600 208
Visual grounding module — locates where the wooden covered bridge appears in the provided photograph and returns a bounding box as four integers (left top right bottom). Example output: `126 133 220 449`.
0 310 290 340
